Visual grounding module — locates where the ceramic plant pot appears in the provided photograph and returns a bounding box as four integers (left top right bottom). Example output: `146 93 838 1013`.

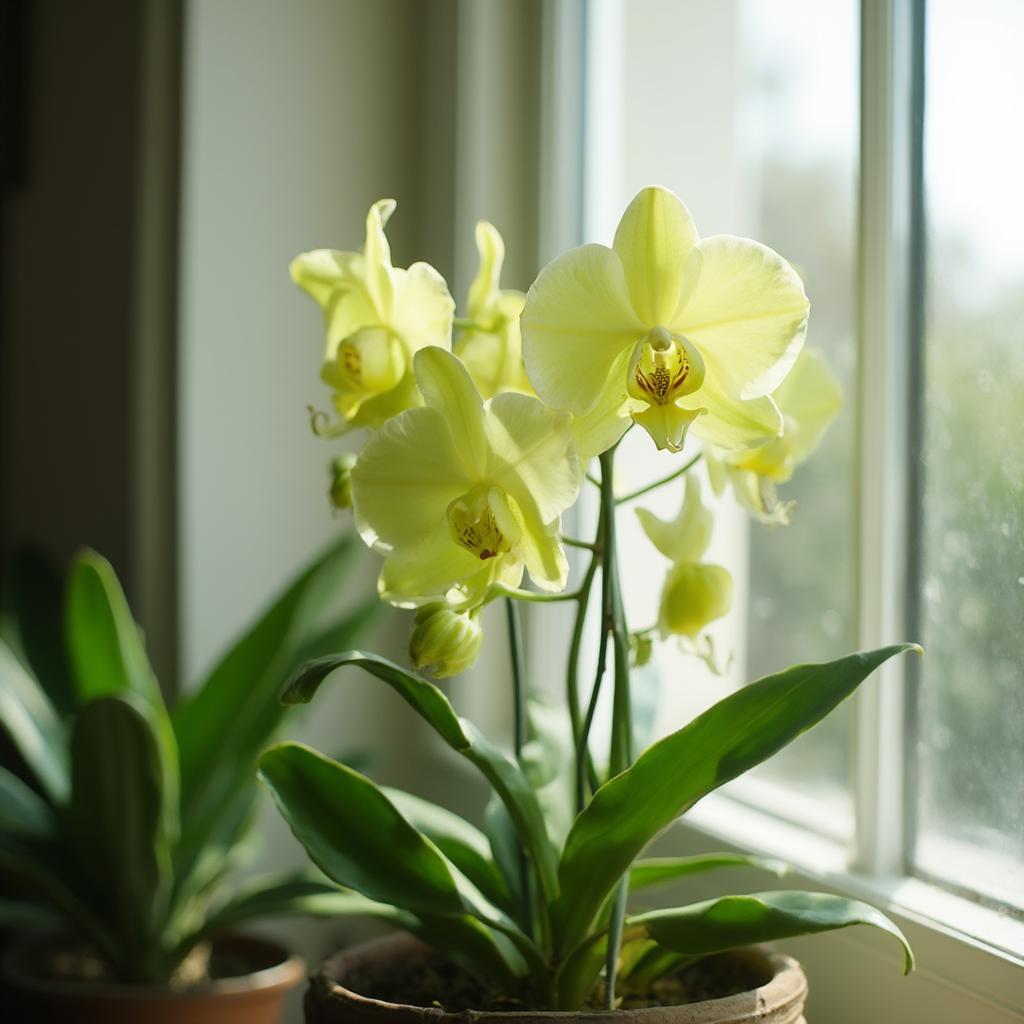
303 934 809 1024
1 933 305 1024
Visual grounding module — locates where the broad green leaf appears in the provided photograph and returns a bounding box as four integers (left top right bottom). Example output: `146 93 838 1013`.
483 793 522 911
0 765 54 839
259 743 530 982
554 645 920 951
281 651 559 905
67 695 171 975
0 640 68 802
521 698 576 848
384 787 513 913
260 744 520 929
65 550 163 708
173 535 365 864
635 890 914 973
630 853 788 892
3 548 74 716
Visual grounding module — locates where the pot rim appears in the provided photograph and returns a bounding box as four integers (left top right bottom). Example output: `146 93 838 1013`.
1 931 306 1003
312 933 808 1021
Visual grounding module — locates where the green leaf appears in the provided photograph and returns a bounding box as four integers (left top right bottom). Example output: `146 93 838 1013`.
521 698 576 848
173 535 366 871
554 644 920 951
67 695 171 975
64 551 178 847
259 743 529 982
0 765 55 839
635 890 914 973
384 787 513 913
630 853 788 892
197 872 386 935
3 548 74 716
0 640 68 803
65 549 163 709
281 651 560 906
0 898 63 932
0 836 120 966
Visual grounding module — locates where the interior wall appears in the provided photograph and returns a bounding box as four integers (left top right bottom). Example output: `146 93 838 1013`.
1 0 142 603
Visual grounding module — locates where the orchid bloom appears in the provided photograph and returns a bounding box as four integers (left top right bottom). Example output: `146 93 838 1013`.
707 348 842 525
637 477 733 639
455 221 533 399
521 186 809 454
351 347 580 607
291 199 454 432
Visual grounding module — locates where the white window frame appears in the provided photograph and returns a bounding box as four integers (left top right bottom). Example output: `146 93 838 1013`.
538 1 1024 1019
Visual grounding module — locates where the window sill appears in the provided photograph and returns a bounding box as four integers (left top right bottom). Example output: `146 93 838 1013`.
663 794 1024 1022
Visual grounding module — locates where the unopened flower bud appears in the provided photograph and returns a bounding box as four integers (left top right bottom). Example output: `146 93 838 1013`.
659 562 733 639
329 453 357 509
409 605 483 679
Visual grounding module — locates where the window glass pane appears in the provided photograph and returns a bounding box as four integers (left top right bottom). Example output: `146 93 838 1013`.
912 0 1024 912
736 0 859 838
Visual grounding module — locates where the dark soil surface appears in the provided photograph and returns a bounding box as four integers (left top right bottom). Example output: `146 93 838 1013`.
341 951 767 1013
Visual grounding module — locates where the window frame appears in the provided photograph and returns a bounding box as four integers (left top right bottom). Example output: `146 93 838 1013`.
537 0 1024 1018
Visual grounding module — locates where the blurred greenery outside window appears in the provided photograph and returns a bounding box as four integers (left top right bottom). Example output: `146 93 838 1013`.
602 0 1022 923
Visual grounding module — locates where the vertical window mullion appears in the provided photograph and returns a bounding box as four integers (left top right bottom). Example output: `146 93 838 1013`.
851 0 921 877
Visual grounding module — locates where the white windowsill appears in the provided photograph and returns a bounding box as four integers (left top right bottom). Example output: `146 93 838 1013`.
668 792 1024 1020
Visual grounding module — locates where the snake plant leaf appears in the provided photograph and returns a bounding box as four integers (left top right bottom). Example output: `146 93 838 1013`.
0 765 55 840
553 644 920 952
0 640 68 803
384 787 513 914
67 695 173 974
280 651 559 905
635 890 914 973
64 551 179 849
65 550 164 710
173 534 365 871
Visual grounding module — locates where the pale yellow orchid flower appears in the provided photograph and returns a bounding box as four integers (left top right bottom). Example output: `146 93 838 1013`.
637 477 733 639
521 186 809 454
291 199 454 432
455 221 533 399
351 347 580 608
707 348 842 525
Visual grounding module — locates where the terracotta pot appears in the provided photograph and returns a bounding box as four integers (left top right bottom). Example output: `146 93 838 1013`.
304 934 808 1023
1 933 305 1024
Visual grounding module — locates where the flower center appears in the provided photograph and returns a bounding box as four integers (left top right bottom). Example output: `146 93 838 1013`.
627 327 706 407
447 487 518 561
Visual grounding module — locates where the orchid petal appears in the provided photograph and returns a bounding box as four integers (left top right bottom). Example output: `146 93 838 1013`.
613 186 699 325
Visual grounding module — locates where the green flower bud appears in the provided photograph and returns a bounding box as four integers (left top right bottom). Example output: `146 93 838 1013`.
409 604 483 679
329 453 357 509
659 562 733 639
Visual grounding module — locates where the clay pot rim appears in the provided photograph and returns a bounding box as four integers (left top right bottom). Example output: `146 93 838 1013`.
314 933 808 1021
2 931 305 1003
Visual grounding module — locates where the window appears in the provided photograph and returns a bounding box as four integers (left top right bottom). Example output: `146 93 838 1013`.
910 0 1024 916
555 0 1024 1008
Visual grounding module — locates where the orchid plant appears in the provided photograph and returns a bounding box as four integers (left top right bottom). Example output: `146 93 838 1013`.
262 186 918 1010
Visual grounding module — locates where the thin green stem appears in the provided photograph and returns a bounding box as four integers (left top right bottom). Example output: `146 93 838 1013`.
585 472 601 489
615 452 702 504
567 555 601 805
504 598 534 940
597 444 634 1009
562 535 598 551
